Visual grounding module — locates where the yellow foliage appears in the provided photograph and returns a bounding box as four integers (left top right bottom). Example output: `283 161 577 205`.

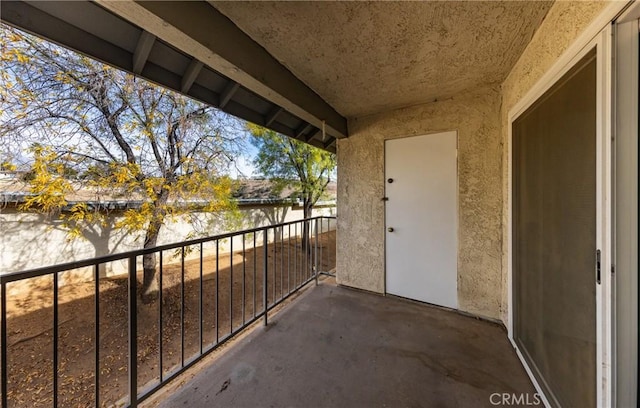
64 203 102 224
4 48 30 64
143 177 165 199
0 161 16 171
19 146 73 214
61 203 105 241
103 162 141 191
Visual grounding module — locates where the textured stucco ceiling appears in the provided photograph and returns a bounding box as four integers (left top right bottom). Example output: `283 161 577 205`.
211 1 553 118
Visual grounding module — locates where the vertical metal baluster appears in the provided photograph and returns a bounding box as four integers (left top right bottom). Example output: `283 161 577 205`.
327 218 330 271
327 217 330 271
263 229 268 326
1 281 8 408
215 240 219 344
199 243 203 355
315 218 319 285
300 221 307 287
310 220 313 281
181 247 185 367
280 227 284 300
94 264 100 407
304 220 308 282
253 233 256 318
53 271 59 407
230 237 233 334
242 234 246 325
326 217 329 271
158 252 163 381
318 216 326 273
329 218 332 270
308 219 311 282
310 219 314 282
320 218 324 274
128 256 138 408
288 224 291 294
295 222 298 289
272 228 276 304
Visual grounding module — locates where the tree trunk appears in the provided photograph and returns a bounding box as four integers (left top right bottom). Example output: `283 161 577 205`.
141 192 168 302
141 218 162 302
302 197 312 251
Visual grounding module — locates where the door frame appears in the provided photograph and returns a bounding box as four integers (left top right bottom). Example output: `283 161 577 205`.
613 4 640 406
507 23 615 408
383 131 459 305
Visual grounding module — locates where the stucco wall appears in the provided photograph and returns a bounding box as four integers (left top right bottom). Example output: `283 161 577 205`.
499 1 610 323
337 84 503 320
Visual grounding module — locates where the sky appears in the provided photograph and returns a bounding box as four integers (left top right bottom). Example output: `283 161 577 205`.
229 147 257 179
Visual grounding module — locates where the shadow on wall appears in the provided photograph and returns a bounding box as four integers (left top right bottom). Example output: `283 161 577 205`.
233 206 290 248
0 204 336 289
252 206 289 228
0 211 127 279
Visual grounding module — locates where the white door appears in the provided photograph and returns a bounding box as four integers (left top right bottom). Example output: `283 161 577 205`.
385 131 458 309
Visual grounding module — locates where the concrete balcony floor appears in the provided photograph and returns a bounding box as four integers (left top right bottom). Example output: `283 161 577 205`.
158 281 539 408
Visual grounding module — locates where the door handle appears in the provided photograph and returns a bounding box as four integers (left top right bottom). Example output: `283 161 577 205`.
596 249 601 284
387 227 394 233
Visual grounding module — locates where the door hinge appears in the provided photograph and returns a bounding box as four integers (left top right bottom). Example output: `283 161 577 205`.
596 249 601 285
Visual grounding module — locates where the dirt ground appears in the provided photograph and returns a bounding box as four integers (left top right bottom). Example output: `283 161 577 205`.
3 230 336 407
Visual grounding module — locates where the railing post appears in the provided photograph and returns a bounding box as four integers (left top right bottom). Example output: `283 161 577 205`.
215 240 219 344
52 272 59 407
199 243 203 355
1 281 7 408
128 256 138 408
94 264 100 407
180 247 185 367
314 218 319 286
263 229 268 326
158 251 164 380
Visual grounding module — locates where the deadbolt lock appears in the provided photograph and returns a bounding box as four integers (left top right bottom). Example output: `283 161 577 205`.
387 227 394 232
387 178 394 183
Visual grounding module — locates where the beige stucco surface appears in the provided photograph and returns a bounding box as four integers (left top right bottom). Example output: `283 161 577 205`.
499 1 611 323
212 1 551 118
338 85 503 320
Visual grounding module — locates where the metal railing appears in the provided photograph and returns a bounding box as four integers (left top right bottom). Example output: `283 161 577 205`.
0 216 336 407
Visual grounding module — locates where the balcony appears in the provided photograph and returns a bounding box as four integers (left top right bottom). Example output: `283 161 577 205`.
0 216 538 407
3 2 638 406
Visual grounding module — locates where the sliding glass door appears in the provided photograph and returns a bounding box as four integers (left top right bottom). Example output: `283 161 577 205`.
513 49 597 408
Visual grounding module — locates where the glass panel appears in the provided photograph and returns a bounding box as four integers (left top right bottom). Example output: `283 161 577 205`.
513 49 597 408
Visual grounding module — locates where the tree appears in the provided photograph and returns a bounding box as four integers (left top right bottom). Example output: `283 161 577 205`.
248 124 336 247
0 25 243 299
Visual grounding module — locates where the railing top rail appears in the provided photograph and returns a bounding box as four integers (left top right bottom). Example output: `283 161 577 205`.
1 215 336 283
